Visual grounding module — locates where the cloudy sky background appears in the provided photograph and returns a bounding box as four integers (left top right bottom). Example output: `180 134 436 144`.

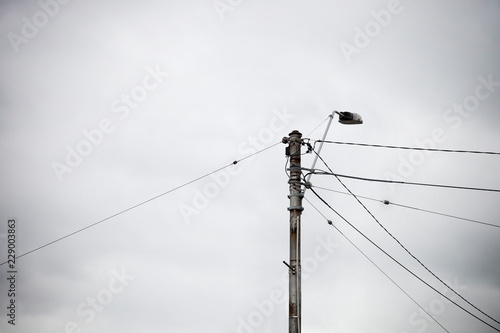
1 0 500 332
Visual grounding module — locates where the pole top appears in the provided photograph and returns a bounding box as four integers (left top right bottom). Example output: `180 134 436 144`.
289 130 302 137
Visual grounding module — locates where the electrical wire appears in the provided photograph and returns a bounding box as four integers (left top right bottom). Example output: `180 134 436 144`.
311 171 500 193
303 196 450 333
308 187 500 332
312 149 500 328
305 115 330 138
0 141 282 266
312 185 500 229
315 140 500 155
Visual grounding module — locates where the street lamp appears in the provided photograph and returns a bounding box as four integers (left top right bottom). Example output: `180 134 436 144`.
286 110 363 333
336 111 363 125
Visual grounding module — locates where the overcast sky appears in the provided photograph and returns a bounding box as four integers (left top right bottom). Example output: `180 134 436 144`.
1 1 500 332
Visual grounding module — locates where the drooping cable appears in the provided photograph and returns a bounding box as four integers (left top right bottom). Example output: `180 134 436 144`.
315 140 500 155
303 196 450 333
312 185 500 229
0 141 282 266
312 149 500 327
311 171 500 193
308 187 500 332
305 116 330 138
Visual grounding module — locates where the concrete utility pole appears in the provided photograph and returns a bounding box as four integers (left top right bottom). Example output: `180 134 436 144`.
281 113 361 333
284 130 303 333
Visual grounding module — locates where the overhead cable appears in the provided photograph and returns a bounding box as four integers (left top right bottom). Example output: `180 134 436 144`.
315 140 500 155
0 141 282 266
312 186 500 229
308 187 500 332
312 150 500 327
311 171 500 193
304 196 450 333
305 116 330 138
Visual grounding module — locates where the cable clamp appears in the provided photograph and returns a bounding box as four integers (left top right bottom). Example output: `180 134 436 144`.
287 167 313 172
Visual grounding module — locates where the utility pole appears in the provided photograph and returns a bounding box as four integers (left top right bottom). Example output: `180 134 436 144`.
281 113 361 333
284 130 303 333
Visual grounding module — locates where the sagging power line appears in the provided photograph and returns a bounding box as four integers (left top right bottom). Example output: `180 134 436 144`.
310 148 500 328
0 141 282 266
308 186 500 332
304 196 450 333
314 140 500 155
309 171 500 193
311 185 500 229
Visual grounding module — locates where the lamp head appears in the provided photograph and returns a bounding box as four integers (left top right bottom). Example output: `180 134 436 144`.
336 111 363 125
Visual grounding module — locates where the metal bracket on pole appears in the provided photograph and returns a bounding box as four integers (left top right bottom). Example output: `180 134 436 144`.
283 261 295 273
305 111 336 185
